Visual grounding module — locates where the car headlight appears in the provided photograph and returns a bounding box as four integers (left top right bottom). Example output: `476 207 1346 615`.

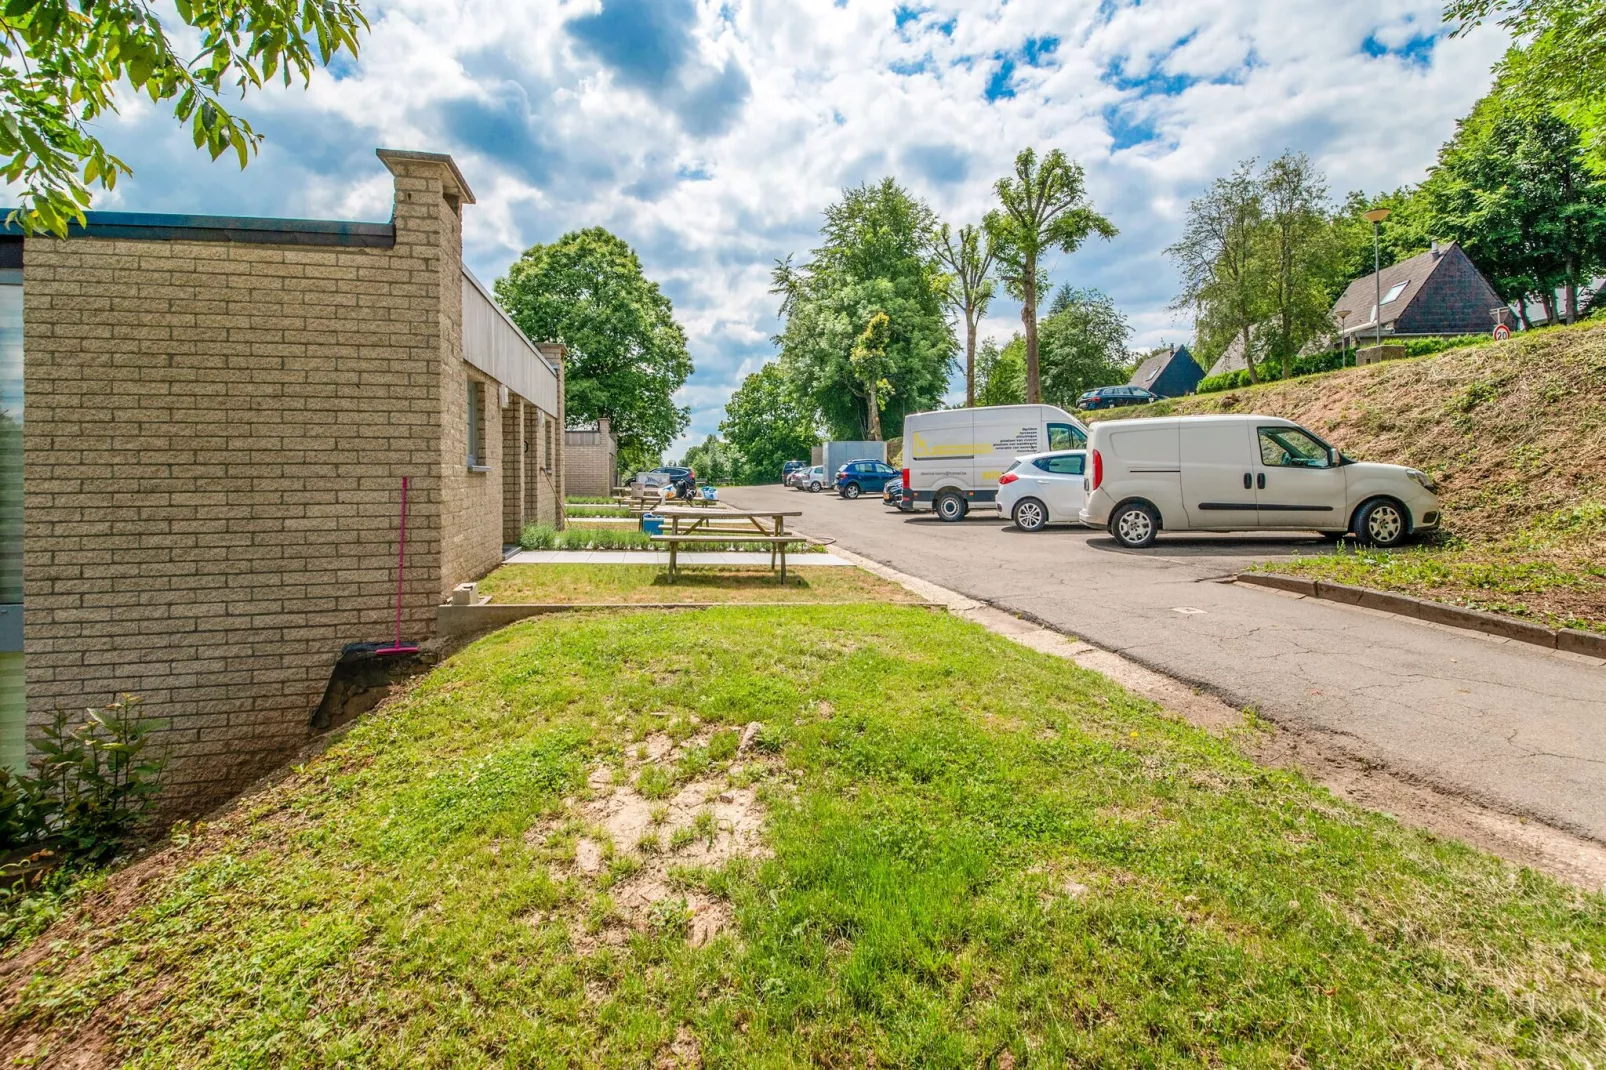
1407 469 1439 493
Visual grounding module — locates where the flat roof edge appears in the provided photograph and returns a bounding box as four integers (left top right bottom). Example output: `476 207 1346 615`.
1 210 396 248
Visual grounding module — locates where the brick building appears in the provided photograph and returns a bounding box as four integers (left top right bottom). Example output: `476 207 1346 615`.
564 418 618 498
1334 241 1505 342
4 148 564 806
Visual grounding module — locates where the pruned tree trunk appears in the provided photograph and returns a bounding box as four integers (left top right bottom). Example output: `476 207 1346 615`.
964 315 977 408
1518 300 1533 331
1022 265 1041 404
1540 290 1558 326
1564 259 1578 324
865 384 882 441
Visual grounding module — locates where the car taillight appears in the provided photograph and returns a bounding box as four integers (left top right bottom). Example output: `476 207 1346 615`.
999 472 1019 486
1091 449 1103 490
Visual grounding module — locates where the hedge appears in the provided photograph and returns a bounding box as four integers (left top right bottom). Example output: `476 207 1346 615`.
1195 335 1493 394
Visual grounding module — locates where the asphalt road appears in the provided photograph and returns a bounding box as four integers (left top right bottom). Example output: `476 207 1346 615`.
727 483 1606 844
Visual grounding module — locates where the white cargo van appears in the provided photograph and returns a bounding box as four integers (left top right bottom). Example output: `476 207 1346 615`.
1079 414 1441 549
904 404 1089 521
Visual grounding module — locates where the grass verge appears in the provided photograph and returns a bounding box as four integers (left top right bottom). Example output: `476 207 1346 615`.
2 607 1602 1065
477 564 924 605
566 496 615 505
564 506 636 519
520 523 827 554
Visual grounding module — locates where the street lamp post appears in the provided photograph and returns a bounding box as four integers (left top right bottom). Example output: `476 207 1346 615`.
1362 208 1391 360
1336 309 1351 367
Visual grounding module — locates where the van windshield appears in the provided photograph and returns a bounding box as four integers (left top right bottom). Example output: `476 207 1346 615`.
1047 423 1085 451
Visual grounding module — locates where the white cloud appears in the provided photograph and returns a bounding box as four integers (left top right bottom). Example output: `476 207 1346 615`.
60 0 1509 459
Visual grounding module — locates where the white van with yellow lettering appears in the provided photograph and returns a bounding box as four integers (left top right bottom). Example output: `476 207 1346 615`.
903 404 1089 521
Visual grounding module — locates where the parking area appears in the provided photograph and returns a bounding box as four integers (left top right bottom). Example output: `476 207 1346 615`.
724 482 1606 846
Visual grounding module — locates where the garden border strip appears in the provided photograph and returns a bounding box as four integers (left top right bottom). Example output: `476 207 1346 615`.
1236 573 1606 660
437 601 949 638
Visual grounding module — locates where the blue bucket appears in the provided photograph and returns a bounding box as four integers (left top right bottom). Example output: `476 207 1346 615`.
641 514 665 536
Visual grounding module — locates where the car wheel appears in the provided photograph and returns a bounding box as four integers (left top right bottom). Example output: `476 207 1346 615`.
1013 498 1048 532
842 482 862 499
1355 498 1408 548
935 492 968 522
808 481 821 493
1109 502 1159 549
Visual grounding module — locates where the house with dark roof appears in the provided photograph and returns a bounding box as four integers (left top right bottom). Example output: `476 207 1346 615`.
1334 241 1505 344
1129 344 1204 398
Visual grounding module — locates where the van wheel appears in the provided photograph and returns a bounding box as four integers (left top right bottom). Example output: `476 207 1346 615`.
935 492 968 522
842 482 861 499
1356 499 1408 548
1110 503 1159 549
1013 498 1048 532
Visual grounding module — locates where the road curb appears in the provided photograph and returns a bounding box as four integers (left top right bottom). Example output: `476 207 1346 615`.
1237 573 1605 659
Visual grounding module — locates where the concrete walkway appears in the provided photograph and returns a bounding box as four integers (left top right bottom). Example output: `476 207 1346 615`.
504 551 854 566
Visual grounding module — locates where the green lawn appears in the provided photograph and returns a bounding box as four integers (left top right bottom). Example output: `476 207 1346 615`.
479 564 923 604
3 608 1602 1065
521 523 827 554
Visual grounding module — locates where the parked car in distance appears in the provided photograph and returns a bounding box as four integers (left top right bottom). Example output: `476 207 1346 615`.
903 404 1089 521
628 465 693 492
883 476 903 507
785 465 811 489
1080 415 1440 549
802 465 828 492
837 459 899 499
782 459 805 485
1077 386 1160 410
997 451 1088 532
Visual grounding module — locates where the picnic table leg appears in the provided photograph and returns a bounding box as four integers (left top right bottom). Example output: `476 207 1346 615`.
668 541 677 582
780 543 787 583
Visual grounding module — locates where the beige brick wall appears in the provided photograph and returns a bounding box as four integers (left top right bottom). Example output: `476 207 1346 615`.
564 425 617 498
20 155 472 810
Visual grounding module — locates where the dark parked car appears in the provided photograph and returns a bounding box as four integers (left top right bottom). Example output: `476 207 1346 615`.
836 459 899 499
781 459 805 485
1076 386 1160 410
883 476 906 508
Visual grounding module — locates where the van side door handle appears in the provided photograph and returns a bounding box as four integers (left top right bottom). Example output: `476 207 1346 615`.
1257 473 1266 490
1242 473 1252 490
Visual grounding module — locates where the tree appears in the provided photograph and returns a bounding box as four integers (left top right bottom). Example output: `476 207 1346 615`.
935 223 996 406
496 228 693 461
1261 153 1340 378
681 435 739 485
1422 63 1606 324
1447 0 1606 171
1167 163 1271 384
771 179 955 441
984 148 1117 404
974 338 1024 406
849 311 893 440
720 362 819 484
0 0 368 234
1036 285 1131 405
1329 188 1435 287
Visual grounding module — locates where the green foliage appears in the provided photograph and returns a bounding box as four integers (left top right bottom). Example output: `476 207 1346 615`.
1 698 164 866
518 523 825 554
495 228 693 459
565 496 614 506
771 179 955 440
848 310 893 440
975 337 1025 406
1328 188 1435 286
1420 62 1606 320
1261 153 1344 378
1195 336 1493 394
0 0 367 235
985 147 1117 402
719 362 819 485
680 435 740 485
1037 286 1132 403
1168 162 1273 384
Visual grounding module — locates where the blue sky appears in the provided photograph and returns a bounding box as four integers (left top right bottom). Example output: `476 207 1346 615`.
73 0 1506 459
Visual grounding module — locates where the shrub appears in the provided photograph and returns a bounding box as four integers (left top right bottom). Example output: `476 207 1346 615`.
1195 336 1493 394
519 524 558 550
1 697 165 868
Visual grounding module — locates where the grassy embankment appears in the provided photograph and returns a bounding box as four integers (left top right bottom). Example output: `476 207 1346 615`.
479 563 920 605
3 607 1602 1065
1095 322 1606 631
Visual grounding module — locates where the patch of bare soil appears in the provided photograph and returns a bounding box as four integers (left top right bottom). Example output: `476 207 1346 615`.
532 725 775 951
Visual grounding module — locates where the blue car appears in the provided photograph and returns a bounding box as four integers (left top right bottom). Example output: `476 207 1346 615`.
836 459 899 499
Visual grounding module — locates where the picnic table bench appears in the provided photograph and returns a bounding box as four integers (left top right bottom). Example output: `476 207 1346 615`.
647 509 809 581
649 533 811 581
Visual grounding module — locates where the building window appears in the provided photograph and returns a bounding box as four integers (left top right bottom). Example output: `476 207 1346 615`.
1381 281 1408 305
466 376 486 469
544 416 554 473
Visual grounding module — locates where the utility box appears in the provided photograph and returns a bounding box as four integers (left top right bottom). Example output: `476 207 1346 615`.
812 440 887 475
1355 344 1408 367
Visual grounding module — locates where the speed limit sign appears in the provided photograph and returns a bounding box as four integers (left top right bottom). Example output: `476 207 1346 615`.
1493 324 1512 341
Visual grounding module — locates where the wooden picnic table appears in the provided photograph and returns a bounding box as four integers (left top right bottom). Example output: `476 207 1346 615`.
649 509 808 580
